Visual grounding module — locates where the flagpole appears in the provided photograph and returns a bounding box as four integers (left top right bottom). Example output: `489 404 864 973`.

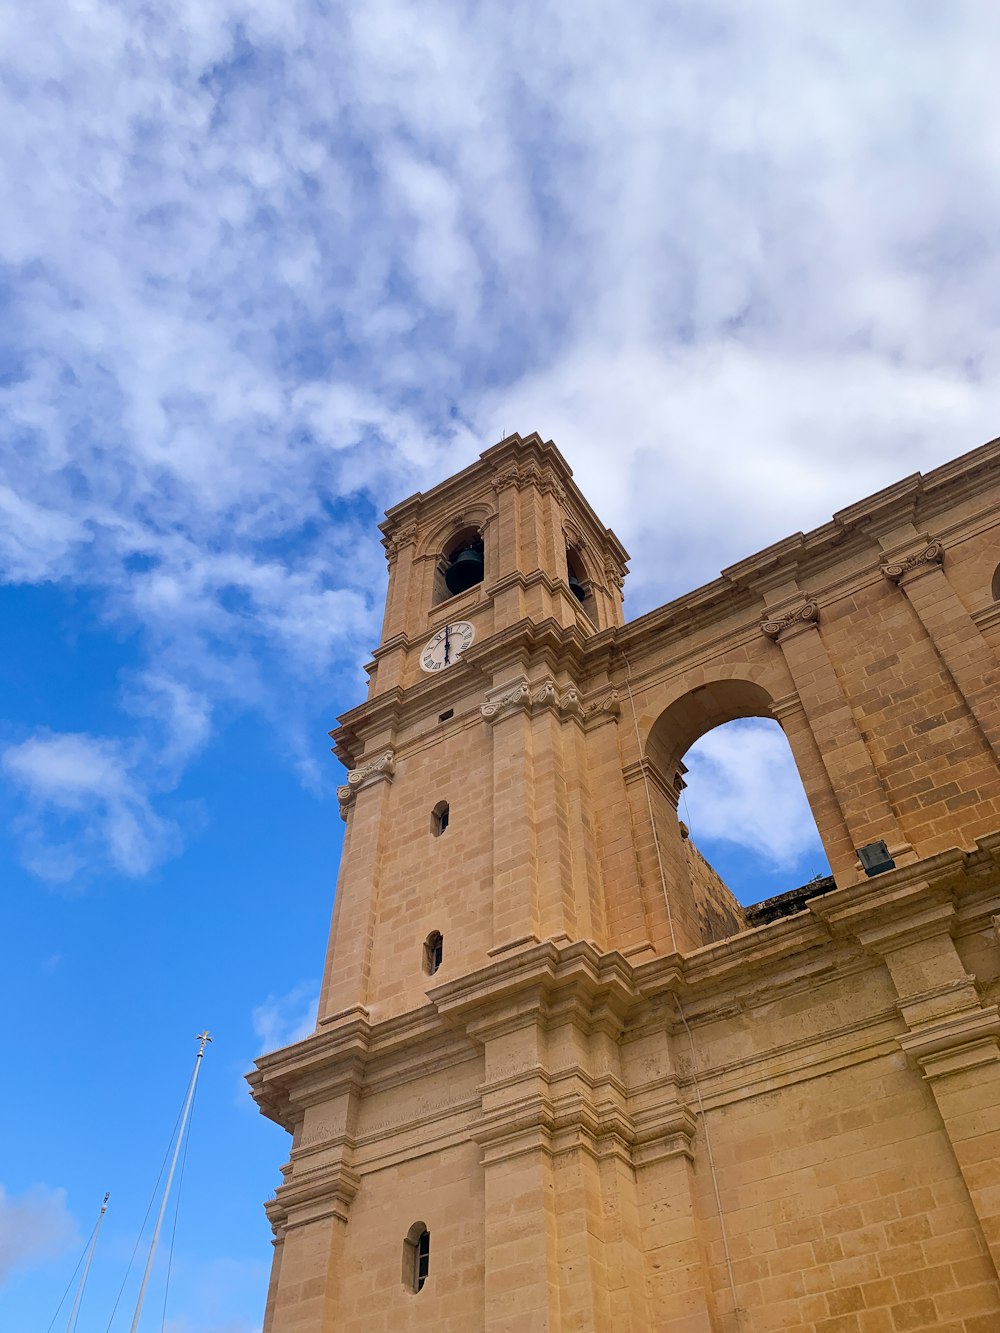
64 1191 109 1333
128 1032 211 1333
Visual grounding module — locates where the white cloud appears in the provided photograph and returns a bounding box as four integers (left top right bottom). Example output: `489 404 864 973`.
3 1 1000 878
162 1254 267 1333
1 732 178 882
0 1183 77 1286
251 982 319 1054
681 719 825 869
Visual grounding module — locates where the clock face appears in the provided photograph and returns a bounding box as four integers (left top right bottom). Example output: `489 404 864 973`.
420 620 475 673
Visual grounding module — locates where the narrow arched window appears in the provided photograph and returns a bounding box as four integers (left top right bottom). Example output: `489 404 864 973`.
403 1222 430 1293
431 801 449 836
992 562 1000 603
424 931 443 975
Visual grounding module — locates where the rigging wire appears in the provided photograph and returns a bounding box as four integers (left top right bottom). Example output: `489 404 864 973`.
45 1221 96 1333
159 1067 200 1333
104 1093 187 1332
67 1192 110 1333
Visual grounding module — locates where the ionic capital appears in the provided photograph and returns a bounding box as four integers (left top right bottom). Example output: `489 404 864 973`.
337 749 396 819
760 600 820 643
480 678 583 725
880 540 944 585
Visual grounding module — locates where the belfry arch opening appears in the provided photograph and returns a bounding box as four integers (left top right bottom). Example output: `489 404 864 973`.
434 526 484 604
644 679 831 939
566 545 590 609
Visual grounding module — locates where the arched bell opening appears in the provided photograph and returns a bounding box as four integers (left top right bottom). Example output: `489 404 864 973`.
643 679 832 945
566 546 591 611
433 526 484 604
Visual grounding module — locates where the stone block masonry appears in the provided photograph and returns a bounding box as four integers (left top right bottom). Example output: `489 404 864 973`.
250 431 1000 1331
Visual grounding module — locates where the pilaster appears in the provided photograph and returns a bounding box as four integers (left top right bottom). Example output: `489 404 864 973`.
481 675 596 954
760 596 913 870
880 537 1000 764
319 751 396 1020
818 880 1000 1279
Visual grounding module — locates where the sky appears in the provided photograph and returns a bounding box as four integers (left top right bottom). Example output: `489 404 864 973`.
2 1 1000 1328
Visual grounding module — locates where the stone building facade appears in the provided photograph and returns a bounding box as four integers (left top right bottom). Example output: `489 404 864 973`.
249 432 1000 1332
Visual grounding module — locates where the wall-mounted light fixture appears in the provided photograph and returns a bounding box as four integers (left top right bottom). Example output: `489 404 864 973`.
856 840 896 878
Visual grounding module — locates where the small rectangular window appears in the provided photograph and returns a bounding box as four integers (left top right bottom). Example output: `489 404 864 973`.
438 709 454 722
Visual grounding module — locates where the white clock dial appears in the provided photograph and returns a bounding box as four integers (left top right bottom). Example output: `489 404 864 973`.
420 620 475 673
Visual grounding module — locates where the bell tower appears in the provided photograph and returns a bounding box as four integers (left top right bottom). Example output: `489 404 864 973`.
367 430 628 700
319 433 630 1032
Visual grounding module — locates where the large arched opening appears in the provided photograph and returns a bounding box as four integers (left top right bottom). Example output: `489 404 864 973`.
643 678 832 946
680 717 831 909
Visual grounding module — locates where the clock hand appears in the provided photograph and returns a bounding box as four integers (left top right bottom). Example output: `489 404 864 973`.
444 624 450 665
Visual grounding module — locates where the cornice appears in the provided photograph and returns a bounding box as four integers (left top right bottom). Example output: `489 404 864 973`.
379 432 629 569
610 434 999 660
897 1005 1000 1080
429 938 641 1037
973 603 1000 635
250 836 1000 1131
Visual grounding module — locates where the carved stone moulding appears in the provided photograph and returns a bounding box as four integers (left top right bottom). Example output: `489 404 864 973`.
490 460 566 501
337 749 396 819
760 599 820 642
381 523 418 565
880 540 944 585
480 677 582 725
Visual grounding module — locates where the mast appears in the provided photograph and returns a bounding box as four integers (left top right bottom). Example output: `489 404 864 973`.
128 1031 211 1333
64 1191 109 1333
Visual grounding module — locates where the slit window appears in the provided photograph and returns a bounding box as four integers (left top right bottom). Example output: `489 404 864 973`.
403 1223 430 1293
431 801 449 836
424 931 444 975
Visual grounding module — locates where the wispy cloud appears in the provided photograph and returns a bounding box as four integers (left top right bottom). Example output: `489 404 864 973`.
251 982 319 1054
0 1183 77 1286
681 719 826 869
3 2 1000 879
1 731 178 882
162 1254 267 1333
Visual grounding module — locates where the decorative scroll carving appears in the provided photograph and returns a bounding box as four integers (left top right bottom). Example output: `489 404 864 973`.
381 524 417 565
490 462 566 501
760 600 820 642
338 749 396 819
584 688 622 721
490 464 521 492
880 541 944 585
480 679 583 725
480 681 531 721
603 557 625 593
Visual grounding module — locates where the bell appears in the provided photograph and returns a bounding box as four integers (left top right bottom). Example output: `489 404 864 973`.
568 572 587 602
444 545 484 595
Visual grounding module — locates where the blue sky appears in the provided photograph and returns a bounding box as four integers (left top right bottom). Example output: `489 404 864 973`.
3 2 1000 1328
